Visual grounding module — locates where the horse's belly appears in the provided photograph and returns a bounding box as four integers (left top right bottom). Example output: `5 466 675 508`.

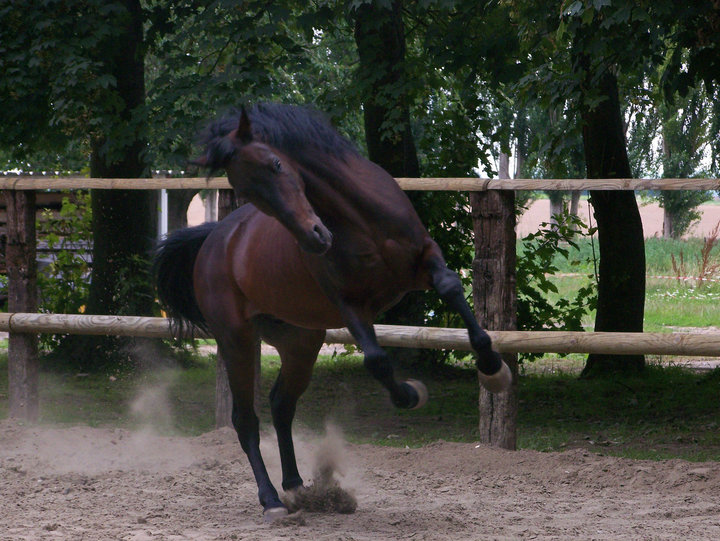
245 279 345 330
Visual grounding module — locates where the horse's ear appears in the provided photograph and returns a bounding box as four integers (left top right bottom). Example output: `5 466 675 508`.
235 106 253 144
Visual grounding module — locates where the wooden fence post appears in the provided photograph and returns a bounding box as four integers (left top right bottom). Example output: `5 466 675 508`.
470 161 518 449
4 189 39 421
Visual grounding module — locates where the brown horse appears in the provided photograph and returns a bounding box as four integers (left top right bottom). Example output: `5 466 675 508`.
154 103 510 521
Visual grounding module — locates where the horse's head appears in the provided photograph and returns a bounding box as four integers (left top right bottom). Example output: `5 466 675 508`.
194 107 332 255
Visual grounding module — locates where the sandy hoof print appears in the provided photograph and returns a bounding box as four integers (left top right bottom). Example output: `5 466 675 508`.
405 379 429 410
263 506 289 523
478 360 512 393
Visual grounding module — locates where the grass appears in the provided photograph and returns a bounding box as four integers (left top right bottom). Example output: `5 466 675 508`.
521 235 720 332
518 362 720 461
2 351 719 462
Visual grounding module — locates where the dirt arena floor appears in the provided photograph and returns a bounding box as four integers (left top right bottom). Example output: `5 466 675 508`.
2 419 720 540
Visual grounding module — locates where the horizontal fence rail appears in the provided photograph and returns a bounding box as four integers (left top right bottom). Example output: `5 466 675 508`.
2 176 720 191
2 313 720 357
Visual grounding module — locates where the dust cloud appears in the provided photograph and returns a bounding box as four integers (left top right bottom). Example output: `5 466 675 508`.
283 423 358 514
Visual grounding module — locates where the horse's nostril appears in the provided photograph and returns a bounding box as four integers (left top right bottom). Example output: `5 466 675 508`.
311 224 333 253
313 224 328 242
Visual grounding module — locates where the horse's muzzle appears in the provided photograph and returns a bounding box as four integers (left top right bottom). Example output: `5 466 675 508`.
303 222 333 254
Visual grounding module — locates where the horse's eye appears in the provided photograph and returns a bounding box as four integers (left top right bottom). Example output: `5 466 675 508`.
272 158 282 172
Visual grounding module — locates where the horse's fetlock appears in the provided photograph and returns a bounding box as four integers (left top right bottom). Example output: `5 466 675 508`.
282 476 304 492
476 348 503 376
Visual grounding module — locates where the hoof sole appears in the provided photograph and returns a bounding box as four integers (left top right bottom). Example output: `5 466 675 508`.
263 506 289 523
478 360 512 393
405 379 428 410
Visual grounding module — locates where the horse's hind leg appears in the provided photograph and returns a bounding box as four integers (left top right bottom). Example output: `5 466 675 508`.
423 250 512 393
254 316 325 492
214 324 286 519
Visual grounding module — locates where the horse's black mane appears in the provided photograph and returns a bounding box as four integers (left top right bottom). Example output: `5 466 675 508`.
198 103 359 173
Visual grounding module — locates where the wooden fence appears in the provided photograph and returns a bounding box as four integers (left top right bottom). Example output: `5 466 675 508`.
2 312 720 356
3 176 720 421
2 176 720 191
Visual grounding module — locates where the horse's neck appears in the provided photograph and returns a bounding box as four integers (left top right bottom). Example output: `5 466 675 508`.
302 156 417 233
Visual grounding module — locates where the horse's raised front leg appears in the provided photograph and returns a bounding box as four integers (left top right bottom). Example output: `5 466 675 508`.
253 316 325 493
214 324 286 521
424 252 512 393
342 308 428 410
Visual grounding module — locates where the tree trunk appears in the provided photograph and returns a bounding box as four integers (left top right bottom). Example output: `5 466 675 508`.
87 0 151 318
4 190 38 420
498 152 511 180
514 111 528 178
569 191 580 216
54 0 158 369
353 0 429 365
353 1 420 179
548 192 566 226
569 191 581 231
662 206 674 239
581 70 645 376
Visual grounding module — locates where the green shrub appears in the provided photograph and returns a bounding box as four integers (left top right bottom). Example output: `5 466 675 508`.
37 192 92 348
516 212 598 360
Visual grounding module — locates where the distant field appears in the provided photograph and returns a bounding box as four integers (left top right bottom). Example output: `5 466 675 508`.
518 198 720 238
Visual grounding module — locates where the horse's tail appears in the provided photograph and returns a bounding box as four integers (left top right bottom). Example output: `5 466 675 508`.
153 222 218 340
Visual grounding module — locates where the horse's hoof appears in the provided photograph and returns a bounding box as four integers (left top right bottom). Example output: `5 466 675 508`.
405 379 428 409
263 506 289 523
478 360 512 393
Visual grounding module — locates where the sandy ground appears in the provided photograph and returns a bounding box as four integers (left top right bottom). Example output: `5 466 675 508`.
188 195 720 239
2 419 720 540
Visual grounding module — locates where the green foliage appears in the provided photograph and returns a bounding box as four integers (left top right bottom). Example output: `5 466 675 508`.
114 253 160 317
144 1 364 171
517 212 597 359
0 0 144 164
36 193 92 347
628 81 714 238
